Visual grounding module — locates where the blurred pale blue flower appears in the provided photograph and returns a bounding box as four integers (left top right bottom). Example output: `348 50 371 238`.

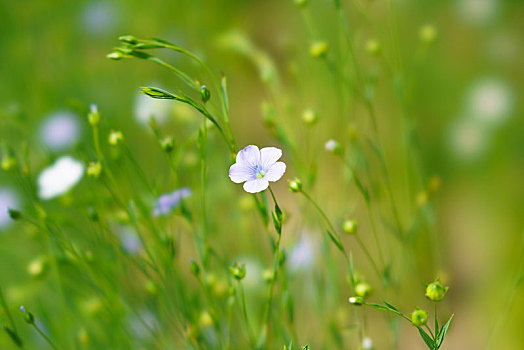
39 111 81 151
82 2 118 35
0 188 18 229
288 235 315 272
152 188 191 216
118 226 142 255
229 145 286 193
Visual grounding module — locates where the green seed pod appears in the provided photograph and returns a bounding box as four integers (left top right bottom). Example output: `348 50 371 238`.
342 219 358 235
355 282 373 298
365 39 381 55
410 308 429 326
425 278 449 302
419 24 437 44
118 35 138 45
310 41 329 59
302 109 318 125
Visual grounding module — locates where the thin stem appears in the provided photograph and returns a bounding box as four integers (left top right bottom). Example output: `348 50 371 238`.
31 323 57 350
237 281 255 347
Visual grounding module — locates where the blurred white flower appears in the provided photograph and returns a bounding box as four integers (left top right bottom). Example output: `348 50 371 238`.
39 111 81 151
38 156 84 200
448 119 488 160
288 235 315 272
361 337 374 350
455 0 498 26
465 78 514 125
134 92 171 125
236 258 263 288
0 188 18 229
229 145 286 193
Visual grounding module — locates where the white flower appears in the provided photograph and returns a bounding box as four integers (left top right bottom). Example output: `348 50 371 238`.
229 145 286 193
361 337 374 350
465 78 514 125
38 156 84 200
448 119 488 160
39 110 81 151
0 188 18 229
455 0 498 26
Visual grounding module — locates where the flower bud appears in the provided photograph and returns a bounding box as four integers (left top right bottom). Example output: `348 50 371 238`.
20 306 34 324
365 39 381 55
302 109 318 125
190 259 201 276
229 262 246 281
348 296 364 306
428 175 442 193
200 85 211 103
1 154 16 171
8 208 21 221
355 282 373 298
87 162 103 179
106 51 124 60
325 139 343 154
108 130 124 146
288 178 303 193
145 280 158 295
410 308 428 326
78 328 89 345
160 137 175 153
118 35 138 45
87 207 99 222
310 41 329 59
419 24 437 44
199 311 213 328
425 278 449 302
88 104 100 126
416 191 428 207
27 257 46 277
342 219 358 235
263 269 274 283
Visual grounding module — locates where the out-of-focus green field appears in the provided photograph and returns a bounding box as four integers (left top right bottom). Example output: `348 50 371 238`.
1 0 523 349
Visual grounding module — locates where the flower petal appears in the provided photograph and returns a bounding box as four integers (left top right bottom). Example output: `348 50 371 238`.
264 162 286 182
229 163 255 183
260 147 282 170
243 179 269 193
236 145 260 166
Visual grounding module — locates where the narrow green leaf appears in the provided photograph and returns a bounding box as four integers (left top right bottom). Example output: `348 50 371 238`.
325 230 345 254
140 87 176 100
436 314 454 348
417 326 435 350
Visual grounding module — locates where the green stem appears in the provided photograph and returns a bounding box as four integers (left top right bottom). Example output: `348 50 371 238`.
31 323 57 350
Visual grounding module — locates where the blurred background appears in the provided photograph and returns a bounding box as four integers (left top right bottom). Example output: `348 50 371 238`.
1 0 523 349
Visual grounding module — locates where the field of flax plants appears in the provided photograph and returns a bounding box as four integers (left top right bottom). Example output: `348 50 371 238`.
1 0 524 349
